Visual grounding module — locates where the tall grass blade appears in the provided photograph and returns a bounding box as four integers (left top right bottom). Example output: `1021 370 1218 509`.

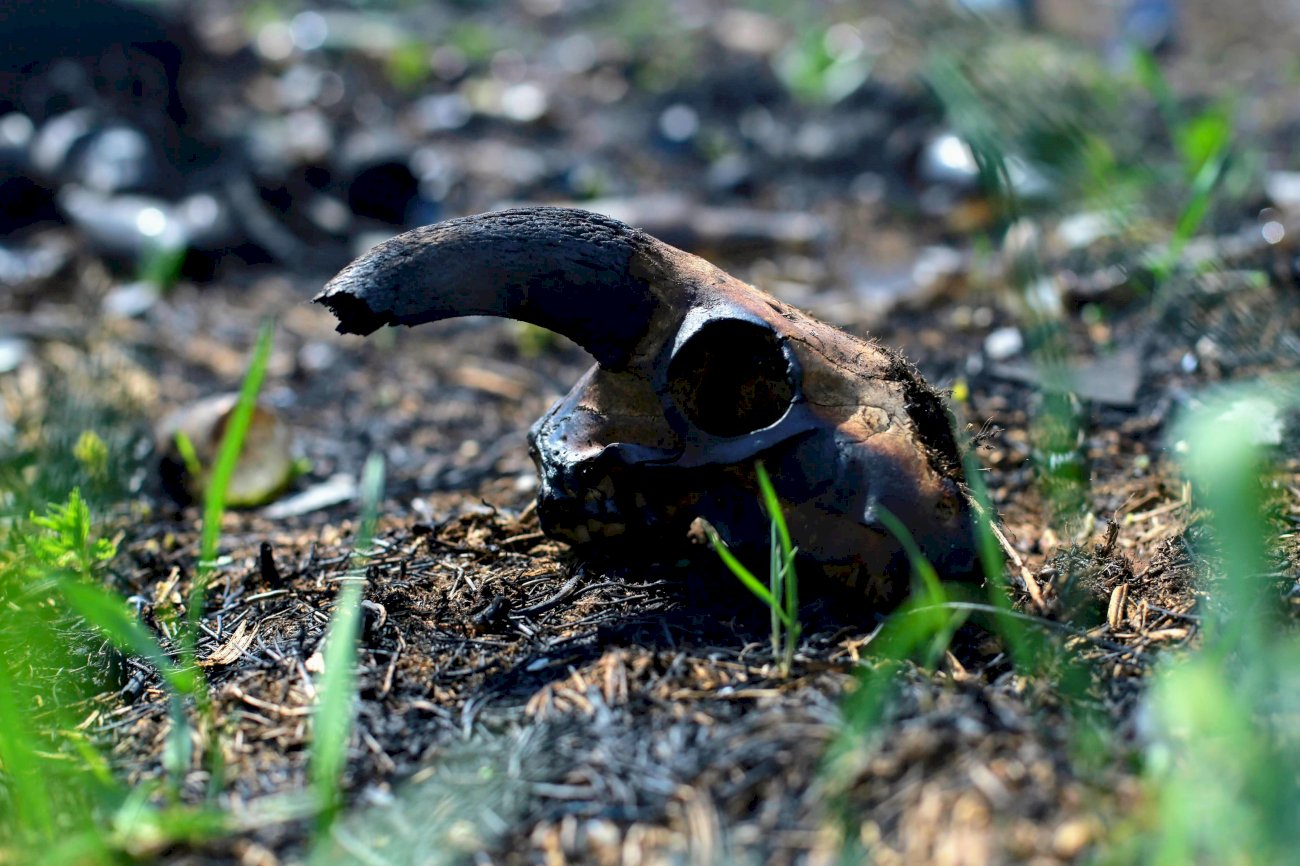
707 528 785 620
755 462 799 673
0 662 56 840
58 578 197 783
961 451 1047 671
873 506 964 668
1120 384 1293 865
706 460 801 673
768 520 782 658
310 453 385 836
1131 48 1181 137
755 462 792 558
187 318 276 653
1177 389 1271 655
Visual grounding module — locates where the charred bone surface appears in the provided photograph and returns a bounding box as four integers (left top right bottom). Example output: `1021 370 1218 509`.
317 206 977 603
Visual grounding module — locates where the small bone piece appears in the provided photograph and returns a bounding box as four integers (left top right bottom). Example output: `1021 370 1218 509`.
157 393 295 507
1107 583 1129 631
316 207 978 603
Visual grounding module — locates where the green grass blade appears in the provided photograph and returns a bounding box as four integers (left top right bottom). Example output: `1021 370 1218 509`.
188 318 276 648
1171 148 1228 247
755 461 800 671
960 451 1044 672
961 452 1008 589
707 527 781 615
58 577 196 784
173 431 203 479
310 453 385 836
1127 383 1295 864
0 661 56 839
768 520 783 657
58 578 196 697
1177 388 1271 654
755 461 793 561
873 506 965 667
873 507 944 603
310 581 363 832
1131 47 1182 138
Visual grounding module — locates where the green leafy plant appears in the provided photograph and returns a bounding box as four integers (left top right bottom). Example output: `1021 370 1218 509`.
72 430 110 481
25 488 117 578
138 243 187 293
0 321 305 861
385 39 431 92
1133 49 1236 281
775 23 874 106
0 490 219 861
707 461 800 676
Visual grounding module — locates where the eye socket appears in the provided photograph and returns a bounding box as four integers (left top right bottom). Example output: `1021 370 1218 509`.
666 319 795 437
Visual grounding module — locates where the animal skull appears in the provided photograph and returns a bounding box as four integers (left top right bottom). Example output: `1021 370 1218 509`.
316 207 977 601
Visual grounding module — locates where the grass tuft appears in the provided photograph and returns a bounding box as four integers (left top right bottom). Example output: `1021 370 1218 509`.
707 460 801 676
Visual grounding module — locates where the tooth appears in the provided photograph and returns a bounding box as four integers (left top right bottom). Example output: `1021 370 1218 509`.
572 524 591 544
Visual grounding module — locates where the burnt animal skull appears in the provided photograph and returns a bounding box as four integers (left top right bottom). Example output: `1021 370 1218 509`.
316 207 977 600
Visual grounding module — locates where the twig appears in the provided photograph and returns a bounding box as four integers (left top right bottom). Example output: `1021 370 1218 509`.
227 685 313 717
498 530 546 547
969 497 1046 610
514 574 583 617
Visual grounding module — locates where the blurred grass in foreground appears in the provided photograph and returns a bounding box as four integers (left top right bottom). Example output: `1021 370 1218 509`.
0 323 295 862
1100 382 1300 866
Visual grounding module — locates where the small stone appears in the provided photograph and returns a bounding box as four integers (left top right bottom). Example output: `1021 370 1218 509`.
918 132 978 189
1055 211 1117 251
911 245 967 303
658 104 699 143
711 9 786 55
1266 171 1300 213
262 473 357 519
1053 819 1094 858
500 83 549 123
102 282 160 319
984 326 1024 361
0 337 29 374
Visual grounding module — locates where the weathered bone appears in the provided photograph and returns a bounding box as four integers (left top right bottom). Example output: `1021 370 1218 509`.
317 206 978 602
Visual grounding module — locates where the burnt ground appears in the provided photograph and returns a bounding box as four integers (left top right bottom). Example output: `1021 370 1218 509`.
18 224 1298 865
6 1 1300 864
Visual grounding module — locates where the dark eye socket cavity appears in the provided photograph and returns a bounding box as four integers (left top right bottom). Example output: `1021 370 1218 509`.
666 319 796 438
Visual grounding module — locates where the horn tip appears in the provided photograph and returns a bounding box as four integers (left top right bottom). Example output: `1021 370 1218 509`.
313 282 389 336
314 238 410 335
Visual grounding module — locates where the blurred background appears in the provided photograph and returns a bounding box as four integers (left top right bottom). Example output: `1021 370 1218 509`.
3 0 1297 297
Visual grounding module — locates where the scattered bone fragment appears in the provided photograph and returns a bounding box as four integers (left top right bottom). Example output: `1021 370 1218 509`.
157 393 295 507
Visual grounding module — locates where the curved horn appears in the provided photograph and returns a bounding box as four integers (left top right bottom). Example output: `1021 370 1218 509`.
314 207 662 368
